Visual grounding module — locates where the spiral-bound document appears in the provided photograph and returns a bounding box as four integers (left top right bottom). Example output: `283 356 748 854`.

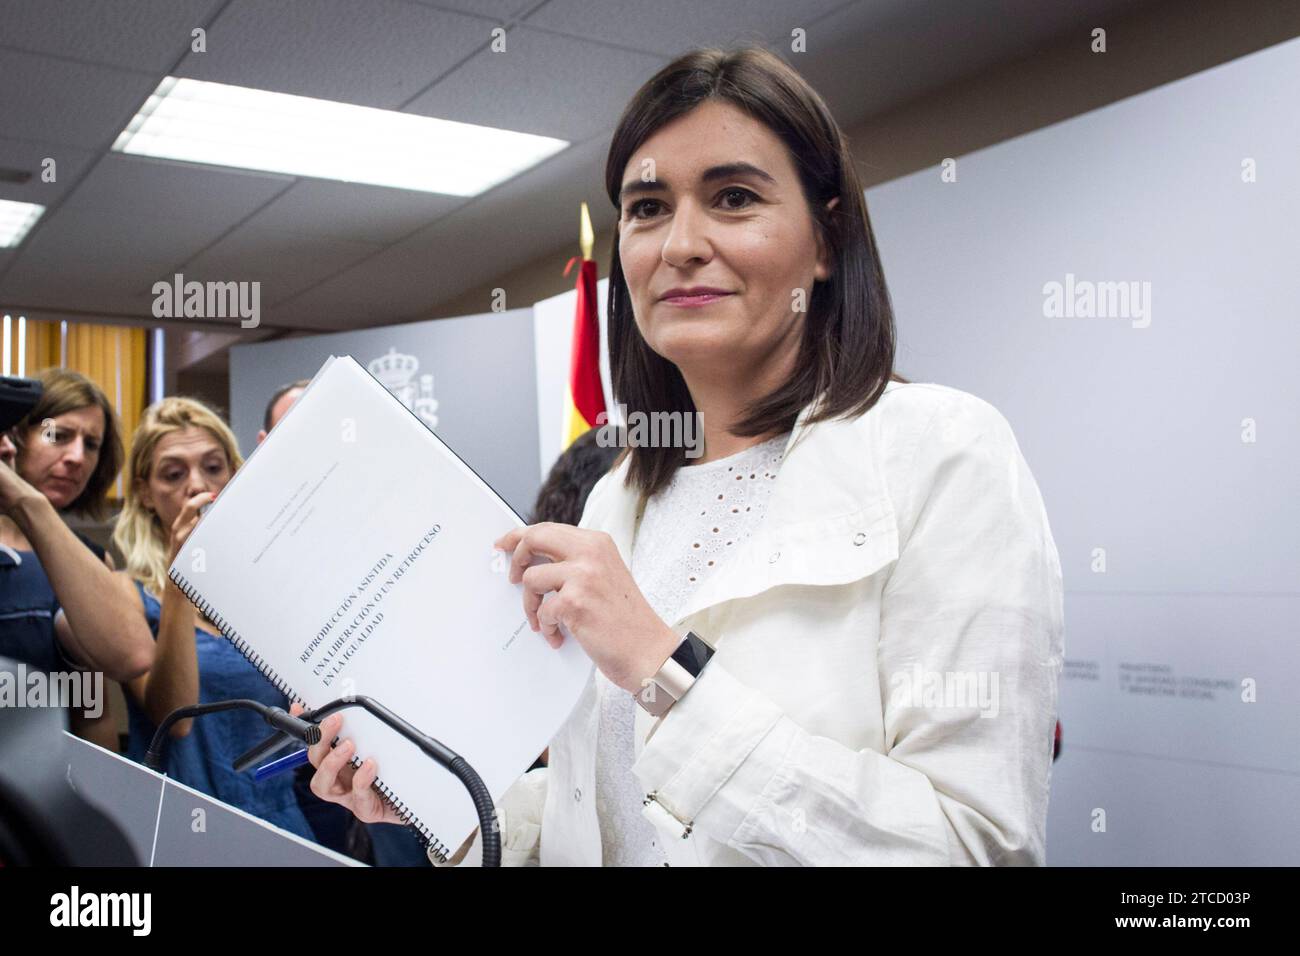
168 355 592 861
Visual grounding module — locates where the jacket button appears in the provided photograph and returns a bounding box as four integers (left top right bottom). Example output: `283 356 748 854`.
768 551 780 563
573 787 582 802
853 532 867 546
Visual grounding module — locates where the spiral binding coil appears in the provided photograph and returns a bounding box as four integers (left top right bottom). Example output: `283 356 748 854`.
169 568 453 865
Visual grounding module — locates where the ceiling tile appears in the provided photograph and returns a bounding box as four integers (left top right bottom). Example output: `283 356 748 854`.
225 179 465 247
0 0 223 72
521 0 848 57
176 179 466 305
0 138 97 207
406 28 666 140
407 0 535 20
0 154 290 319
0 49 161 149
173 0 492 108
183 234 382 309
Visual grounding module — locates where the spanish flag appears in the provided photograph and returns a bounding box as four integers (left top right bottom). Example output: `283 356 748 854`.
562 202 605 448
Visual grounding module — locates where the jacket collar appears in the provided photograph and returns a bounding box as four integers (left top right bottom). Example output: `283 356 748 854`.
589 384 902 628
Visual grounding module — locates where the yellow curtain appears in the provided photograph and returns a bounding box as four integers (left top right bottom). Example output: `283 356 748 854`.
18 319 148 503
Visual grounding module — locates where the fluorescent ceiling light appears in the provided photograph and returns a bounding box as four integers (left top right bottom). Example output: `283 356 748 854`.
112 76 569 196
0 199 45 248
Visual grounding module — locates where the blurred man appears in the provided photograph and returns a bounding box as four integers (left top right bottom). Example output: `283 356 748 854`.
256 379 309 444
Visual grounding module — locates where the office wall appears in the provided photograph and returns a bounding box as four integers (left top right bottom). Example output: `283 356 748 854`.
863 37 1300 864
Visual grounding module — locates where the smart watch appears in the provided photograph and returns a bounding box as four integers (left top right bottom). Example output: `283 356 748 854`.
634 630 715 718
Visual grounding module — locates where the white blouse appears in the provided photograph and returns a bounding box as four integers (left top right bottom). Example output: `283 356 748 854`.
438 381 1065 867
594 433 789 866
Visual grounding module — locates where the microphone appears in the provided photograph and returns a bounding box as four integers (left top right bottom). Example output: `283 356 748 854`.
234 696 501 867
265 706 322 744
143 699 320 772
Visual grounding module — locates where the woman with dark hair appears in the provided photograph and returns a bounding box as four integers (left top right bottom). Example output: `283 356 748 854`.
0 368 154 698
9 368 125 526
4 368 136 749
304 46 1064 867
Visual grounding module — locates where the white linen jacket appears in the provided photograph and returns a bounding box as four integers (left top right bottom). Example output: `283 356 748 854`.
441 381 1065 867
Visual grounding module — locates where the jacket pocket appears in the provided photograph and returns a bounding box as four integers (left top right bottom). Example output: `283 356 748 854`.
676 496 900 624
758 496 899 590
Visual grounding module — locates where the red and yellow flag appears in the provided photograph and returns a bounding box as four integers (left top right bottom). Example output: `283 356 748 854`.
562 202 605 448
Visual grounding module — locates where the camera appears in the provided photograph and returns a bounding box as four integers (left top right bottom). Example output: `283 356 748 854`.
0 376 41 434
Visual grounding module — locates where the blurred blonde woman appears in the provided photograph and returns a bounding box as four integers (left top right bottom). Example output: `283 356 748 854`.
114 396 313 838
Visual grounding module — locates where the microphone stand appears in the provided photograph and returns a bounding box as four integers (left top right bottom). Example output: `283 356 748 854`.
145 699 322 769
159 696 501 867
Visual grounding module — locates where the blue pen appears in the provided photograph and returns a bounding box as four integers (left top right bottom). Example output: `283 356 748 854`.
253 747 310 781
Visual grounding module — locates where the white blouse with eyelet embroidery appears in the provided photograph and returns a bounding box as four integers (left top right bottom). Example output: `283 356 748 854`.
594 431 790 866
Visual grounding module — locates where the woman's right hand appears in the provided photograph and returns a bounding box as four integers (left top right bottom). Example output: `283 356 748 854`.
167 491 215 566
294 705 406 826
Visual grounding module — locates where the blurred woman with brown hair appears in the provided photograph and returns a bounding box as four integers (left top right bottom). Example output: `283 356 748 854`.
0 368 153 748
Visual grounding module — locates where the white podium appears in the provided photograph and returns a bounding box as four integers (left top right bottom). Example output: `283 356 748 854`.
63 733 361 867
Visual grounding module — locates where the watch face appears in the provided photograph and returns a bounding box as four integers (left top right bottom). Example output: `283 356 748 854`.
672 631 714 677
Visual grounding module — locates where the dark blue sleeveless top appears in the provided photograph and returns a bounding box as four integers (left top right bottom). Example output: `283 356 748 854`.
124 580 313 840
0 533 110 672
0 547 64 672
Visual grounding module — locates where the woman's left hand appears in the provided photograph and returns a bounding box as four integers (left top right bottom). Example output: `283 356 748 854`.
494 523 681 695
